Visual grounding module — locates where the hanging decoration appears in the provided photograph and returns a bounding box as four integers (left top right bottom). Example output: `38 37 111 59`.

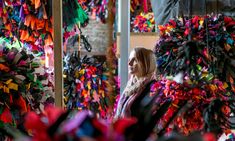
0 0 53 47
153 15 235 135
63 0 89 29
78 0 117 24
0 38 54 126
63 0 117 118
0 0 90 109
105 43 119 110
131 12 155 32
0 0 89 46
63 53 110 118
130 0 151 13
0 0 57 110
150 78 234 135
155 15 235 83
104 0 119 110
130 0 154 32
78 0 108 23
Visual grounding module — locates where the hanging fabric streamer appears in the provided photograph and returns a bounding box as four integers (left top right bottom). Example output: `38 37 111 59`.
63 0 89 28
79 28 92 52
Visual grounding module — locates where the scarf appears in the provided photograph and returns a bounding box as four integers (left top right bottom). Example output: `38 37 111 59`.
114 73 156 119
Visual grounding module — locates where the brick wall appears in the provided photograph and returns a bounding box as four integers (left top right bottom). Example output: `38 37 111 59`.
81 18 112 54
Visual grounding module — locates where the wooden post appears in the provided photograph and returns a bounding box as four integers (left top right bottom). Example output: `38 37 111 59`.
78 22 81 58
53 0 63 107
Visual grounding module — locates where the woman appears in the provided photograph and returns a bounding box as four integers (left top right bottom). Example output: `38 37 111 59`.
115 47 157 119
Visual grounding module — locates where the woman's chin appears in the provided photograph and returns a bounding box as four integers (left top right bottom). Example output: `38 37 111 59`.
128 71 133 74
129 71 136 75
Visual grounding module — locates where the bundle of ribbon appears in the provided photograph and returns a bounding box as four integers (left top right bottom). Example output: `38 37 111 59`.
131 12 155 32
156 15 235 83
63 53 111 118
0 38 54 126
153 15 235 136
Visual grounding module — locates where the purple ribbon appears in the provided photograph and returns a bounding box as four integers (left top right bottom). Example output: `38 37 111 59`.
19 6 25 21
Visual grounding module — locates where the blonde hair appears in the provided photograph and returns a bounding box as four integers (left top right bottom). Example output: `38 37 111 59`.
133 47 157 77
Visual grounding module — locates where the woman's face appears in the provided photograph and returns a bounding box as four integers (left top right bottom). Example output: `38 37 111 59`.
128 51 141 76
